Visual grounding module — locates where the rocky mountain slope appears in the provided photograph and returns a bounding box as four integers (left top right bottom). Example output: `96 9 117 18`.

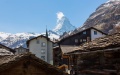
79 0 120 33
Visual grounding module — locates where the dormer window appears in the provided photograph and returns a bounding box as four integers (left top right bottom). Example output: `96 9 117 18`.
94 31 97 35
83 31 86 34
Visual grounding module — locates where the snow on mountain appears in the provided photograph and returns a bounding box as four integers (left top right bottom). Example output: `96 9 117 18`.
0 31 60 49
52 12 76 35
0 12 76 48
0 32 40 49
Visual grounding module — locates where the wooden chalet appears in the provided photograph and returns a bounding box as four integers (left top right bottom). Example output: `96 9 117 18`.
67 33 120 75
0 43 15 56
0 53 68 75
58 27 107 46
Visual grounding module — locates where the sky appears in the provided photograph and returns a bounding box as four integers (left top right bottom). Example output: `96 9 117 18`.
0 0 107 33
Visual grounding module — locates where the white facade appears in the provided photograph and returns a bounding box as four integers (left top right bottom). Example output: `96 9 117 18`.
28 36 53 65
91 29 106 40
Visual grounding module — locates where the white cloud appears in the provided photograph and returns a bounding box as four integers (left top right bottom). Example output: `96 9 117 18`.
56 12 64 20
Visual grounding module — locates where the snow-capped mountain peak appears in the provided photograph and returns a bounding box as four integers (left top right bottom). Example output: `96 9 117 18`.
53 12 76 35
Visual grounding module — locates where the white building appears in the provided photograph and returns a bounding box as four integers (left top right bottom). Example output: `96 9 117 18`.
27 35 53 65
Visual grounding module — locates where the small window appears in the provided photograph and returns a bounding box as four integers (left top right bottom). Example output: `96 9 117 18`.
83 39 86 42
94 31 97 35
36 39 40 44
75 39 78 43
83 31 86 34
80 39 82 42
41 42 46 47
41 50 45 54
41 56 45 60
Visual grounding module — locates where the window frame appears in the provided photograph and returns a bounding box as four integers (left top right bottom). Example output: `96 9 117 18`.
83 31 86 34
41 42 46 47
75 39 78 43
94 31 97 35
41 56 45 60
41 49 45 54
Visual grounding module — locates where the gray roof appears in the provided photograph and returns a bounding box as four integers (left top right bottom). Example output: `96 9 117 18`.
60 45 86 54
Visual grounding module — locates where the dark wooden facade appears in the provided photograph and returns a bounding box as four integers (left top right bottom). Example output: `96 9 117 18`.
58 27 107 46
53 46 62 66
59 29 91 46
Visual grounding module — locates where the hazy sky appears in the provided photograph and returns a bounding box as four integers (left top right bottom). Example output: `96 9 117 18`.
0 0 107 33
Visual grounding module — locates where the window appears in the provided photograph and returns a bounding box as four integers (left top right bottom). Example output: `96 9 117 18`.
41 56 45 60
83 39 86 42
36 39 39 44
80 39 82 42
87 37 90 42
83 31 86 34
94 31 97 35
41 42 46 47
41 50 45 54
75 39 78 43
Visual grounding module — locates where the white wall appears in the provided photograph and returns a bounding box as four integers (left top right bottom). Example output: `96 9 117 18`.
47 42 53 65
91 29 106 40
29 37 53 65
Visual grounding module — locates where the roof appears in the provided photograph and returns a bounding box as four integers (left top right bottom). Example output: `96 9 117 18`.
0 43 15 54
70 32 120 53
26 35 53 47
59 27 107 43
60 45 87 54
14 46 28 50
0 53 67 75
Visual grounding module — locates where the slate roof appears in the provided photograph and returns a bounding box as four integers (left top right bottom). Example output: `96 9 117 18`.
60 45 87 54
69 32 120 53
0 43 15 55
0 53 68 75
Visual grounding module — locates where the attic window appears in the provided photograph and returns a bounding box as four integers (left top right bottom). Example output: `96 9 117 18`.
83 31 86 34
94 31 97 35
